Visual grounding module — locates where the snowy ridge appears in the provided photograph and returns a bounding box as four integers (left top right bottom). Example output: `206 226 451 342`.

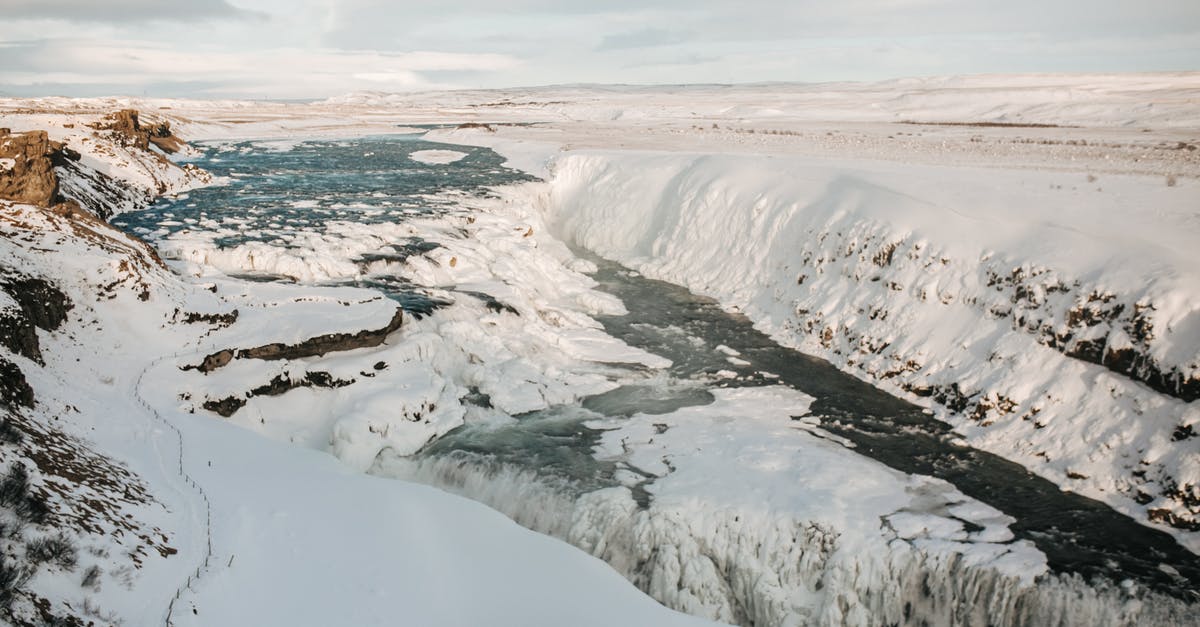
0 200 211 624
0 109 212 219
517 150 1200 547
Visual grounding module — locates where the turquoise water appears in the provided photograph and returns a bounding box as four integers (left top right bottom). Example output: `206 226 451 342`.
113 135 533 315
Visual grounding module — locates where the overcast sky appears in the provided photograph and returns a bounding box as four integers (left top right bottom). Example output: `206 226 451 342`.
1 0 1197 98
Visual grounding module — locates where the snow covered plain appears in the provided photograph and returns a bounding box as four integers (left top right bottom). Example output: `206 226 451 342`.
1 73 1198 625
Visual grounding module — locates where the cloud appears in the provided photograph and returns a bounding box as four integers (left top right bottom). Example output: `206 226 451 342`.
597 28 692 51
0 0 1196 97
1 0 260 23
0 39 521 98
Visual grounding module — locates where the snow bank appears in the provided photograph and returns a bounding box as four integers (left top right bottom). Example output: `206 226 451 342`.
526 150 1200 548
410 149 468 165
141 362 715 627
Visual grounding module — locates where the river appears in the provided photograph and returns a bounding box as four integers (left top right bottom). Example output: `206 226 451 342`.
113 135 1199 625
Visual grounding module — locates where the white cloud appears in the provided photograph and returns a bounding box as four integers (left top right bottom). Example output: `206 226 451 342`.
0 39 521 97
1 0 259 22
0 0 1195 97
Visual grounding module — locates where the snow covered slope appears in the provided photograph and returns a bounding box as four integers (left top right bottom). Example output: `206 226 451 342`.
327 72 1200 128
1 109 211 219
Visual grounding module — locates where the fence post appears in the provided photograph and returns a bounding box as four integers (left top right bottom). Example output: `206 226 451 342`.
140 354 218 627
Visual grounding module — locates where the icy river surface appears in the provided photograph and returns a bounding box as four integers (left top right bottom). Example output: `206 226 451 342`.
114 136 1199 626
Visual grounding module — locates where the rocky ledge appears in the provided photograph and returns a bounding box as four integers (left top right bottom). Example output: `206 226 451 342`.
186 307 405 374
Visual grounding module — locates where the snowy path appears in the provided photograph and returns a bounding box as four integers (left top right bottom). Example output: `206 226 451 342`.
134 355 216 625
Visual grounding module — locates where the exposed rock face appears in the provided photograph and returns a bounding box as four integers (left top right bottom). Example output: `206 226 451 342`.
186 308 405 373
0 307 40 365
2 277 71 334
0 275 72 365
0 129 78 207
202 396 246 418
202 370 355 417
97 109 185 155
102 110 149 151
0 357 34 409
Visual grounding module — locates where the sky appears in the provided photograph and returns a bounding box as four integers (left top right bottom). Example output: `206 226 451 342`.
0 0 1197 99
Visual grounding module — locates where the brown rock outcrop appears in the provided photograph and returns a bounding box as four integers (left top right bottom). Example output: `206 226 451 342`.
235 307 404 362
0 275 72 365
97 109 185 154
186 307 405 373
0 129 78 207
201 370 356 417
102 109 149 150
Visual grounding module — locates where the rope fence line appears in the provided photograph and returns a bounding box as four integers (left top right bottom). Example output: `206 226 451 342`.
134 353 214 627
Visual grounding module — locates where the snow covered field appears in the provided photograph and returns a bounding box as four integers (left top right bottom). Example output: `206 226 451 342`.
1 73 1198 625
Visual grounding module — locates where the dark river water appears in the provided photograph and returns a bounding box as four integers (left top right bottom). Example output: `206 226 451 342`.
115 135 1199 621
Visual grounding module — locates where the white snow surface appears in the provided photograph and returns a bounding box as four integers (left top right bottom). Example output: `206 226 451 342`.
394 77 1200 551
409 149 469 164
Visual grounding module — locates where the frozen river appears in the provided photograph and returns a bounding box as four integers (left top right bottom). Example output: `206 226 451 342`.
114 135 1199 625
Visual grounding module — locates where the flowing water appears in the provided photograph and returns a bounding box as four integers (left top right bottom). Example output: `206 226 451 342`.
116 136 1199 625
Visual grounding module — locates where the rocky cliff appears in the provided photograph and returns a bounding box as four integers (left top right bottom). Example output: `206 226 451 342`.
0 108 211 221
0 129 79 208
95 108 187 155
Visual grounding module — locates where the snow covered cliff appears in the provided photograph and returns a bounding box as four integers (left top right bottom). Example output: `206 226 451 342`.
521 149 1199 547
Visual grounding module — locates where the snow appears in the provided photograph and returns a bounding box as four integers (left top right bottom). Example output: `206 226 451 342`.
409 149 468 164
0 123 717 625
2 73 1198 625
510 148 1200 550
588 385 1046 579
143 387 712 627
0 109 211 218
386 384 1193 625
0 198 718 626
382 77 1199 551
